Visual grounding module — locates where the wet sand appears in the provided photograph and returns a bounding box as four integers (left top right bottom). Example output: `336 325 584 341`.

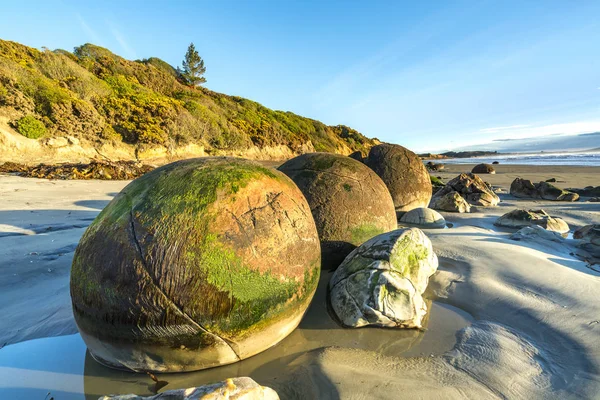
1 164 600 399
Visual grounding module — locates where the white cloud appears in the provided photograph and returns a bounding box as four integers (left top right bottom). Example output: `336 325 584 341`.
479 124 530 133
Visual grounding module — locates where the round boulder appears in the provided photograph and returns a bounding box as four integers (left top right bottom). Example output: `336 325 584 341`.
71 157 321 372
472 163 496 174
365 143 432 214
399 207 446 229
278 152 397 269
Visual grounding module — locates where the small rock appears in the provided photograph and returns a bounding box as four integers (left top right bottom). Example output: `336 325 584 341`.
430 191 471 213
399 207 446 229
99 377 279 400
66 136 80 145
589 197 600 202
510 225 564 242
545 178 557 183
494 209 569 234
45 137 69 148
510 178 579 201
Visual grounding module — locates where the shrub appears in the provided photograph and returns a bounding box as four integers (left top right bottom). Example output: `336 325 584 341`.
15 115 46 139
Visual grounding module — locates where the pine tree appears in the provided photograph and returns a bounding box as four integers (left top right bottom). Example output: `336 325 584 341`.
181 43 206 86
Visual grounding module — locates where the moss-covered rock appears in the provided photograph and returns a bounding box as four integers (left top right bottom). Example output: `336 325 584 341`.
70 157 320 372
329 228 438 329
278 152 397 269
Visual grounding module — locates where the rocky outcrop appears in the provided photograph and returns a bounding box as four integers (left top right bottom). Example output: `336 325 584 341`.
430 191 471 213
399 207 446 229
364 143 433 213
565 186 600 197
494 209 569 234
574 225 600 259
278 152 397 269
71 157 321 372
431 173 499 207
426 161 444 171
510 178 579 201
99 377 279 399
329 228 438 329
510 225 565 243
472 163 495 174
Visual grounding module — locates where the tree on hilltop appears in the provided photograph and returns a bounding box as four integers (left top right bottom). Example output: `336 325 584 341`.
180 43 206 86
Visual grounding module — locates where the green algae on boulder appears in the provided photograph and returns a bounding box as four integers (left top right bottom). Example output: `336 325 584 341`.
278 153 397 269
70 157 321 372
329 228 438 329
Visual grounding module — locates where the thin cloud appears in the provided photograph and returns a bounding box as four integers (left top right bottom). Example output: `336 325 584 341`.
479 124 530 134
109 23 136 59
76 13 103 45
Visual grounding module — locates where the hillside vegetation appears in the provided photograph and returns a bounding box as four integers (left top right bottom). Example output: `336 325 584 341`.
0 39 376 162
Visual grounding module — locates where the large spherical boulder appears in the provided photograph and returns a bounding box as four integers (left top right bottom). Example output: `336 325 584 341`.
278 152 397 269
329 228 439 329
472 163 496 174
71 157 321 372
364 144 432 214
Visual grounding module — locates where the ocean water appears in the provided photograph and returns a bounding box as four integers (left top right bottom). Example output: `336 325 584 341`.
440 151 600 166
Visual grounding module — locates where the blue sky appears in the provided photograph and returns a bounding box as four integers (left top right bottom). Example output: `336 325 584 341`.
1 0 599 152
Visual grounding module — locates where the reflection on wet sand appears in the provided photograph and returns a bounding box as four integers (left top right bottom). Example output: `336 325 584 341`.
0 271 472 400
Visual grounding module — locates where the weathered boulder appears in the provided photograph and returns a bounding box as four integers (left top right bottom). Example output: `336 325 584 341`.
99 377 279 399
431 173 499 207
329 228 438 329
494 209 569 234
574 225 600 246
278 152 397 269
537 181 579 201
510 225 565 243
510 178 579 201
71 157 321 372
430 191 471 213
348 150 364 162
426 161 444 171
399 207 446 229
472 163 495 174
566 186 600 197
364 143 432 213
574 225 600 261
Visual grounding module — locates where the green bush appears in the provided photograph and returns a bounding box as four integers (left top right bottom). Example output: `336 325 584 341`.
15 115 46 139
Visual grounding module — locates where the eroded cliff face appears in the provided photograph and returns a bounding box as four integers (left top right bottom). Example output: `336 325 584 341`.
0 39 377 165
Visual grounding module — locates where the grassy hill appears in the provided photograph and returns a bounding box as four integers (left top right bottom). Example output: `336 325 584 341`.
0 39 377 162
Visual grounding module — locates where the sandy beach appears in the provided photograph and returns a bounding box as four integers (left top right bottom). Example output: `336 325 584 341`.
1 163 599 399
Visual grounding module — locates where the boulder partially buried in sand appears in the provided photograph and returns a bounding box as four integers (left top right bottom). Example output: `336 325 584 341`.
430 191 471 213
99 377 279 399
494 209 569 234
278 152 397 269
432 173 499 207
364 143 433 213
399 207 446 229
574 225 600 259
71 157 321 372
329 228 438 329
510 178 579 201
472 163 496 174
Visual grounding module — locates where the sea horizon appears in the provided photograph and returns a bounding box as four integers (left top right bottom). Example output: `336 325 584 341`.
439 150 600 166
